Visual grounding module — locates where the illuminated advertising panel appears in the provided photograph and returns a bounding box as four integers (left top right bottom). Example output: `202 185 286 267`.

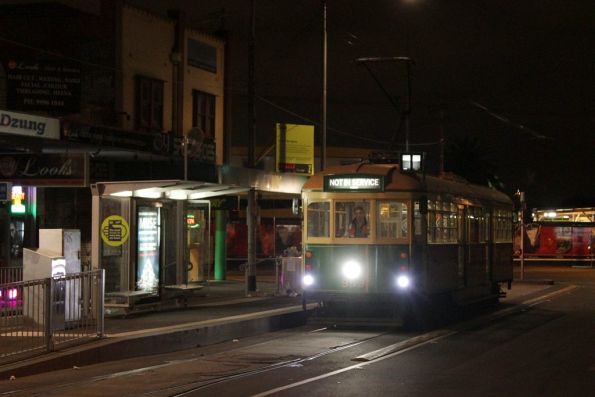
276 123 314 175
136 207 160 292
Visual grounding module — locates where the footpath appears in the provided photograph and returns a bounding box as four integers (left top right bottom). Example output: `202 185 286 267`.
0 270 558 380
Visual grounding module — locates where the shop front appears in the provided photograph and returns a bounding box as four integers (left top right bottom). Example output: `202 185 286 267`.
90 180 248 309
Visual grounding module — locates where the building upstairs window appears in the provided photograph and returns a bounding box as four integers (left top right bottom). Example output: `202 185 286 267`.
192 90 215 138
135 75 164 132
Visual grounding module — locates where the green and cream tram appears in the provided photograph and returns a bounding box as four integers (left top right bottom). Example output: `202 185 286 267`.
301 160 514 320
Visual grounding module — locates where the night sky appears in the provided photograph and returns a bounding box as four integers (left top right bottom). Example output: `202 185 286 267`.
133 0 594 209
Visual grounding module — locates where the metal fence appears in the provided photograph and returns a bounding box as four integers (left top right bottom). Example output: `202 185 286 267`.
0 270 105 365
0 267 22 285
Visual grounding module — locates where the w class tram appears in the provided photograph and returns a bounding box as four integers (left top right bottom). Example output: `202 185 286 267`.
301 156 514 322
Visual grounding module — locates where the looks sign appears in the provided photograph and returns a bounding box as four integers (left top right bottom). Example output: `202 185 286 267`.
0 153 88 187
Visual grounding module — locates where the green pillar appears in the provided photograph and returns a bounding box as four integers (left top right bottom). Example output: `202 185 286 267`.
214 209 227 280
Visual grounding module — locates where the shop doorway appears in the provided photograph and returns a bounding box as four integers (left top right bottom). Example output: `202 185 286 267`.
186 201 210 283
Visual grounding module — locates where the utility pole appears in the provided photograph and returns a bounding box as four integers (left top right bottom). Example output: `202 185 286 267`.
246 0 257 294
320 0 327 171
516 190 526 281
439 109 445 174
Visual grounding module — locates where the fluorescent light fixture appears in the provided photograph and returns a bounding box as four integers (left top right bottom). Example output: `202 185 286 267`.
189 192 210 199
110 190 133 197
167 190 187 200
134 188 162 199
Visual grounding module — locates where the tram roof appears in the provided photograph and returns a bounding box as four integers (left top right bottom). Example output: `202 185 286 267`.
302 163 512 206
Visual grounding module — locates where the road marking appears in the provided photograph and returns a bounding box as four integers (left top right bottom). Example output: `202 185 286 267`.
252 284 578 396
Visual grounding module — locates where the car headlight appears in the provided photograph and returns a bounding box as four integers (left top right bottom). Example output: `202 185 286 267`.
396 274 411 289
302 274 315 287
342 260 362 280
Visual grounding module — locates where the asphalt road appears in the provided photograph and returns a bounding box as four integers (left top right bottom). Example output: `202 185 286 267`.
1 264 594 397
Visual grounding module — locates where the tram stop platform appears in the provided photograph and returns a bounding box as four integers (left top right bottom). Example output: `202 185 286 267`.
0 269 560 381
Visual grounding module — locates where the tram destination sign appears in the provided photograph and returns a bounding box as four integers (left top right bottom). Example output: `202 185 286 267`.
324 174 385 192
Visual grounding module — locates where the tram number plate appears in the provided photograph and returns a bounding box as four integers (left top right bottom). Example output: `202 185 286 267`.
342 279 364 289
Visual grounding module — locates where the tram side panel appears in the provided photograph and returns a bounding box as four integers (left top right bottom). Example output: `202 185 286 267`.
492 242 513 282
466 243 489 287
425 244 459 294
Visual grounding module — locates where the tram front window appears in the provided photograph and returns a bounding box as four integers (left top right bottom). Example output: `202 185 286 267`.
336 201 370 238
307 201 330 238
377 201 408 239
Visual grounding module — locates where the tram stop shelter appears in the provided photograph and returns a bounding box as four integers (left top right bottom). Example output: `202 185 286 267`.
90 169 307 313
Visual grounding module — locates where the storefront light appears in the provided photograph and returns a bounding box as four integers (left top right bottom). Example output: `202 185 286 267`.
10 186 26 214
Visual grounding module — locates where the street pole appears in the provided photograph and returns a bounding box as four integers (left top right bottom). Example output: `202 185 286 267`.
404 59 412 152
519 191 525 281
320 0 327 171
246 188 257 295
246 0 257 295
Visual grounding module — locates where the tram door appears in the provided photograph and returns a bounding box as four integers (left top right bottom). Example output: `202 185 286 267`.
186 202 210 283
457 205 467 287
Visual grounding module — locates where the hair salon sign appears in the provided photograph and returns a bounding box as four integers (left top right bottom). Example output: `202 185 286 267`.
0 153 88 186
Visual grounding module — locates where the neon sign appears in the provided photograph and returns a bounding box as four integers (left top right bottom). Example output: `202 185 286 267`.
10 186 26 214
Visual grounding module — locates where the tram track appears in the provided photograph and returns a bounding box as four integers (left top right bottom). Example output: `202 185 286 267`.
0 326 392 397
1 285 577 397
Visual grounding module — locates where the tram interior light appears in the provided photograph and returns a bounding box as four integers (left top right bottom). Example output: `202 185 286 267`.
302 274 315 287
342 260 362 280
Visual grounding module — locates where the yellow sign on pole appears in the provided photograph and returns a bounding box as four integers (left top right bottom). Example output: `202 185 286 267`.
276 123 314 175
101 215 130 247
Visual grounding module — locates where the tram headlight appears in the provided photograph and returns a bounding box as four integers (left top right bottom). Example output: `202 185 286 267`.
342 260 362 280
302 274 315 287
396 274 411 290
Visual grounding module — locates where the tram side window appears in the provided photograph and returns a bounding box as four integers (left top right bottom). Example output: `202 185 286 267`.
307 201 330 238
377 201 408 239
427 200 457 243
494 209 513 242
335 201 370 238
467 206 487 243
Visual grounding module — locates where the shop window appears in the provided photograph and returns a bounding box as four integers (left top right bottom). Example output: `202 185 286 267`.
377 201 408 239
307 201 330 238
192 90 215 139
335 201 370 238
135 75 164 132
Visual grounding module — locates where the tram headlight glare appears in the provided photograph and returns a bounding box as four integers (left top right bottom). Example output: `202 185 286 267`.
396 274 411 289
342 260 362 280
302 274 315 287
